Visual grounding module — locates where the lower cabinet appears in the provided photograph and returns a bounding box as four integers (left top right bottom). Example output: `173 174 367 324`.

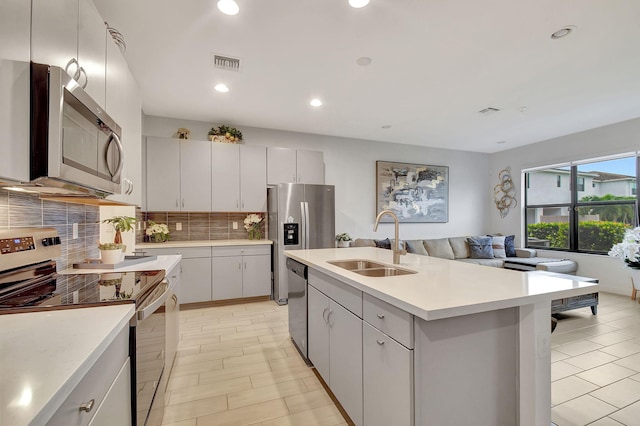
211 246 271 300
88 358 131 426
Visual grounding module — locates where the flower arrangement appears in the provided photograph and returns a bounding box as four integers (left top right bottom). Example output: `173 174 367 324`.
335 233 352 242
608 226 640 268
208 125 243 143
176 127 191 139
146 221 170 243
244 213 263 240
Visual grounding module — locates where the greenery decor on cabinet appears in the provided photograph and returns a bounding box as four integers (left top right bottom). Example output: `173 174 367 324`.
176 127 191 139
208 125 243 143
102 216 136 244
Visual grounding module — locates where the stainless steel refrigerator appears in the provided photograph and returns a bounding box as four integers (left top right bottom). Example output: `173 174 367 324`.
268 183 335 305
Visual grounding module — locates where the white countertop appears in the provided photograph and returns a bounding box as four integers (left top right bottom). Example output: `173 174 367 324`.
285 247 599 321
58 254 182 275
0 304 135 425
136 239 272 249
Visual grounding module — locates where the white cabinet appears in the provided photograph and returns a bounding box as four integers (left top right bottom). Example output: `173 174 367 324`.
0 0 30 61
211 144 267 212
267 147 324 185
32 0 107 106
307 273 363 426
211 245 271 300
164 261 181 391
88 358 132 426
146 137 212 211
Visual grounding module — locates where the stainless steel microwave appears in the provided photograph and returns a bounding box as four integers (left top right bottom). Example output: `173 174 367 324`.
30 62 123 197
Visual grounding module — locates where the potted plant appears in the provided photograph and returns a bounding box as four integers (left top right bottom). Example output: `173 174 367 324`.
609 226 640 298
98 242 125 264
336 233 352 248
208 125 243 143
102 216 136 245
244 213 263 240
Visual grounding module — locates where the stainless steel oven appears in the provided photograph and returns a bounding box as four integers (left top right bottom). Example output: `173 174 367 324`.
0 228 171 426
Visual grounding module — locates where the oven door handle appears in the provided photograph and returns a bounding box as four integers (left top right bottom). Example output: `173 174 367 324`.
137 280 169 321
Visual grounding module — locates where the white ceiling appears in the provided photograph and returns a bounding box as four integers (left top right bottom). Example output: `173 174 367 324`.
94 0 640 153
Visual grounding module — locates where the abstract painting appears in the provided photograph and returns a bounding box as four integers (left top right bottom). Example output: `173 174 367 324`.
376 161 449 223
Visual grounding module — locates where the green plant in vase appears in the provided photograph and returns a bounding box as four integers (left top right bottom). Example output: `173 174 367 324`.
102 216 136 244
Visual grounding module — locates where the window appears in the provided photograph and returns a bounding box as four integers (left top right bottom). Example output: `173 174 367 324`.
525 156 638 254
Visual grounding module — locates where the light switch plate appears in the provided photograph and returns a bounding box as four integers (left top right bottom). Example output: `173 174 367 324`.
233 222 238 229
176 222 182 231
72 223 78 239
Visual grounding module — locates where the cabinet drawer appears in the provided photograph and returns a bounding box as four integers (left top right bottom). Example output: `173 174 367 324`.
212 245 270 257
49 326 129 425
144 246 211 258
308 269 362 317
363 293 413 349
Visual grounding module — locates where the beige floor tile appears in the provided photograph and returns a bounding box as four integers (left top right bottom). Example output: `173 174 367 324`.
243 341 294 355
576 363 638 387
552 395 617 425
613 352 640 372
169 376 252 406
236 320 287 333
161 394 227 424
552 361 584 382
269 354 308 371
162 418 197 426
250 365 316 388
258 332 292 344
167 373 199 391
170 358 224 377
201 336 261 351
555 340 604 356
201 319 254 331
174 347 243 366
197 398 290 426
551 376 599 406
271 325 289 334
228 379 309 409
590 378 640 408
284 347 300 358
220 329 277 342
261 404 345 426
562 350 619 370
199 361 273 385
610 400 640 424
176 345 201 357
588 417 625 426
587 331 635 346
302 376 323 391
578 324 621 337
223 350 288 368
600 340 640 358
284 389 334 414
551 331 591 347
551 349 570 363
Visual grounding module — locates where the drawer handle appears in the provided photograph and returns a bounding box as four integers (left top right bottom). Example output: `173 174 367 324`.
377 313 385 319
377 340 385 345
322 307 329 323
79 399 95 413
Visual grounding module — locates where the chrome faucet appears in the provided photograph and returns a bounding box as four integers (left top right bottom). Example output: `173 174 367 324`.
373 210 407 264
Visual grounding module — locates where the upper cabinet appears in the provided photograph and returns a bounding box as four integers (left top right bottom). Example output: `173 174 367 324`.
32 0 106 106
0 0 30 61
267 147 324 185
211 144 267 212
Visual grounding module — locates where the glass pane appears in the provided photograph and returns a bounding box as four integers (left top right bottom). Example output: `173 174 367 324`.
526 167 571 205
526 207 569 249
577 157 637 201
577 205 635 252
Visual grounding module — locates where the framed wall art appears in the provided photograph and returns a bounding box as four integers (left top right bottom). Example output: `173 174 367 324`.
376 161 449 223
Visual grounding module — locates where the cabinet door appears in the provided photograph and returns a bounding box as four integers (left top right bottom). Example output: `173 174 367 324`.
296 149 324 184
105 39 127 124
181 140 212 211
240 145 267 211
212 256 243 300
0 61 30 182
0 0 30 61
180 257 212 303
212 144 240 211
307 285 330 382
78 0 106 107
123 70 143 206
363 322 413 426
88 358 132 426
241 254 271 297
146 137 181 211
267 147 296 185
329 300 363 426
31 0 78 72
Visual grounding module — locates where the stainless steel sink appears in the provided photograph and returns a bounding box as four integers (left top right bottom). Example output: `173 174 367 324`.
328 259 417 277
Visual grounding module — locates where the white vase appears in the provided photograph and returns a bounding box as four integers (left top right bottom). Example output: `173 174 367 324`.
100 248 124 264
631 269 640 290
337 240 350 248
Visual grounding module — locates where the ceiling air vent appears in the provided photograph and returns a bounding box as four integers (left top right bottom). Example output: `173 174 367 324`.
478 107 501 115
213 54 241 72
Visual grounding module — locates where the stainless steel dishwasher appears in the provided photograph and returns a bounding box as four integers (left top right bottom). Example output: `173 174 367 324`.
286 258 310 364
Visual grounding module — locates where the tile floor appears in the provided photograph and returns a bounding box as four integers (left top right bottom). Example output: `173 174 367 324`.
162 300 348 426
162 292 640 426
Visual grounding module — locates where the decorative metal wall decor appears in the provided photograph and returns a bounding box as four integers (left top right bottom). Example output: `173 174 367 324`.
494 166 517 218
376 161 449 223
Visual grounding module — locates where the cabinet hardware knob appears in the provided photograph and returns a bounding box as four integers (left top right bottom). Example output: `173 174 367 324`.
376 340 385 345
377 313 385 319
79 399 95 413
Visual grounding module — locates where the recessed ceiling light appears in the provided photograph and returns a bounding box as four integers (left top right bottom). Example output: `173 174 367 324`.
214 83 229 93
551 26 575 39
356 57 372 66
310 98 322 107
381 125 391 129
217 0 239 15
349 0 370 8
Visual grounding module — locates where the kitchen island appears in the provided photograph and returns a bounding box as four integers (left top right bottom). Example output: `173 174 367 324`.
285 247 598 426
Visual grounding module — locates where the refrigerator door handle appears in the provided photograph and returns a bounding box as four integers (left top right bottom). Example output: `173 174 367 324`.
304 201 310 249
300 201 307 249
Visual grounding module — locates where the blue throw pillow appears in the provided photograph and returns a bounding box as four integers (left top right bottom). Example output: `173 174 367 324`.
374 238 391 250
504 235 516 257
467 236 494 259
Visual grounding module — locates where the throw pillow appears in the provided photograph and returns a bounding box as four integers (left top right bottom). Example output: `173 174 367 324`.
504 235 516 257
448 237 470 259
352 238 376 248
374 238 391 250
489 235 506 259
467 236 494 259
405 240 429 256
423 238 455 260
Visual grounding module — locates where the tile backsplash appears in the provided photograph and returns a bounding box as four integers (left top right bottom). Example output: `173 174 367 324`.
0 188 100 271
142 211 267 241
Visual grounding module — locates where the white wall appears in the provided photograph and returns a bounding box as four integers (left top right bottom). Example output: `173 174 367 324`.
143 115 491 241
489 117 640 295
